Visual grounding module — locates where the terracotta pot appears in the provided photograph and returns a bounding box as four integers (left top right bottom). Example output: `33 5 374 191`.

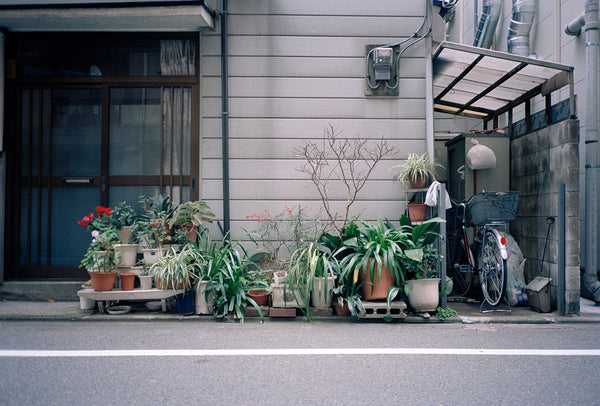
119 272 136 291
409 174 427 189
333 298 350 316
408 202 427 223
248 289 270 306
180 225 198 242
88 271 118 292
359 260 395 301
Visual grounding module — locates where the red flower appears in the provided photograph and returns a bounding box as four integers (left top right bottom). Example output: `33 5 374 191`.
77 220 88 228
104 207 112 216
96 206 106 216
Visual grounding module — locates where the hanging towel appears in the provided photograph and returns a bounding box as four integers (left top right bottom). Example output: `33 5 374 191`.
425 181 452 208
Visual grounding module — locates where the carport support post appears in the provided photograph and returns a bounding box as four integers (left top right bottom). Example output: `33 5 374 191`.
438 183 447 308
558 183 566 315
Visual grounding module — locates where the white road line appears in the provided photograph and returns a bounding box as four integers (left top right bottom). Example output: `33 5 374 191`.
1 348 600 357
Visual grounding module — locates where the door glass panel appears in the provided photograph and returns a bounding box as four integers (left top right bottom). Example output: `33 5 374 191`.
109 88 161 175
52 89 102 176
52 187 101 266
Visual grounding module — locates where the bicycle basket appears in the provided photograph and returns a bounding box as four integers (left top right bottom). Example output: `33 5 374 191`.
467 191 519 225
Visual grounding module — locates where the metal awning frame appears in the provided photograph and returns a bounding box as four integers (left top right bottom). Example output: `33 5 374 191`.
432 41 575 128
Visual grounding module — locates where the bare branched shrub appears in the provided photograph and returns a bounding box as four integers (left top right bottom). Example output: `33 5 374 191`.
294 123 398 238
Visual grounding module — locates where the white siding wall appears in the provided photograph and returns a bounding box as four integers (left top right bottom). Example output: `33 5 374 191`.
199 0 430 241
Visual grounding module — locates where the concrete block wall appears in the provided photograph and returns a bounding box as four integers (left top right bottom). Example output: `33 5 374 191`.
510 119 580 312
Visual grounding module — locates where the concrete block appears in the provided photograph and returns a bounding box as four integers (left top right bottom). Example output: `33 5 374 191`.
360 300 407 319
536 126 550 150
565 266 581 291
566 241 580 267
310 307 333 317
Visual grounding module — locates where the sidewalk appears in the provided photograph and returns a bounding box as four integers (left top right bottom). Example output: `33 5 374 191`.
1 296 599 323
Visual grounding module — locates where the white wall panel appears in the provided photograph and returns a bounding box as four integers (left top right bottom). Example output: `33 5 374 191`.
199 2 430 233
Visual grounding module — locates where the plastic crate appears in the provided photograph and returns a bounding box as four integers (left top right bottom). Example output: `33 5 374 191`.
467 191 519 225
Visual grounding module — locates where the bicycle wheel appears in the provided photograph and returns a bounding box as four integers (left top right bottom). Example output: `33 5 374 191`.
446 235 473 297
479 229 507 306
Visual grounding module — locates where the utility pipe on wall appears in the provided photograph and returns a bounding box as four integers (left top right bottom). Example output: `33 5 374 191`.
473 0 502 49
221 0 230 237
507 0 535 56
566 0 600 303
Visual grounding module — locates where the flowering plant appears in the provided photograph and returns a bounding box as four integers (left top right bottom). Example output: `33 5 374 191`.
79 228 121 272
244 205 324 269
78 206 117 233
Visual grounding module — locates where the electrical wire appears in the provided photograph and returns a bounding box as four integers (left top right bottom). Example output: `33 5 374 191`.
365 0 432 90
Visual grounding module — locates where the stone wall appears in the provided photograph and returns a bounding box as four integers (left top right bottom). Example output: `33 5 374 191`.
510 119 580 313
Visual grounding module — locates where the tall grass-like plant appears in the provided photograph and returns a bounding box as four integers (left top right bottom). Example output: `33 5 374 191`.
203 237 268 322
287 242 336 320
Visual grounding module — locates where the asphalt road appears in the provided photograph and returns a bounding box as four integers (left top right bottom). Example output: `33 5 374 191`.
1 321 599 405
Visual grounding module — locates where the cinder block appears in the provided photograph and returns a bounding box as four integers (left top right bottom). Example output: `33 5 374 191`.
360 301 407 319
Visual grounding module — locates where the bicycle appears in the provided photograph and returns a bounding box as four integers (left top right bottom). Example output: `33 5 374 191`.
446 191 519 306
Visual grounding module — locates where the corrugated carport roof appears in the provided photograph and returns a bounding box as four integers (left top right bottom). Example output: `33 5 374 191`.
432 41 575 121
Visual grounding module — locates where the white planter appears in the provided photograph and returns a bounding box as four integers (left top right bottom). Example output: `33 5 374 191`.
311 276 335 308
138 274 154 290
115 244 139 267
270 283 305 308
272 270 288 286
142 248 164 264
79 296 96 310
195 281 215 315
406 278 440 312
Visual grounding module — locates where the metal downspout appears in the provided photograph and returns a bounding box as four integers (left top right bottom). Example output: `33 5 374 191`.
0 31 4 282
221 0 230 237
507 0 535 56
473 0 502 49
566 0 600 302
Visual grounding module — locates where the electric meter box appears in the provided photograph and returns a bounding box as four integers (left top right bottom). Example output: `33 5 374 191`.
373 47 393 81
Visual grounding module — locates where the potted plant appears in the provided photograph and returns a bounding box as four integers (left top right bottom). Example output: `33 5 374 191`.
137 260 154 290
80 228 121 291
285 242 336 320
332 260 366 318
397 215 443 313
112 201 138 243
338 219 410 302
149 245 196 291
203 238 268 322
168 200 216 242
391 152 442 188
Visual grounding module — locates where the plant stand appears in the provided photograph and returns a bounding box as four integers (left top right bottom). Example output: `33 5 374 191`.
77 288 183 313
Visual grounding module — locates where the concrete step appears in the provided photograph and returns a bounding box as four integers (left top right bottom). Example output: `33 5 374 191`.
1 281 83 301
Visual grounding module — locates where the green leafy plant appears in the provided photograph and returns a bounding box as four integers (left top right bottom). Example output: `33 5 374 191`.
332 260 366 319
436 306 458 320
338 219 411 302
391 152 442 185
150 244 199 290
203 237 268 322
286 242 336 320
168 200 216 229
80 228 121 272
112 201 138 229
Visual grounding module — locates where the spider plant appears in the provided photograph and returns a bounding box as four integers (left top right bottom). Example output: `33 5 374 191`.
203 237 268 322
286 242 336 320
